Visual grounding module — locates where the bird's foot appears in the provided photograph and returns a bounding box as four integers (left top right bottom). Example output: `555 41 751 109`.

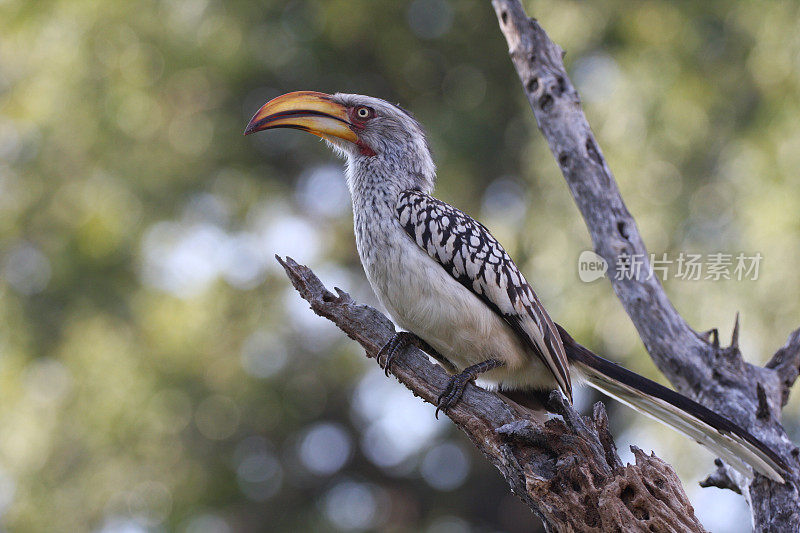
435 372 472 419
377 331 418 376
435 358 503 419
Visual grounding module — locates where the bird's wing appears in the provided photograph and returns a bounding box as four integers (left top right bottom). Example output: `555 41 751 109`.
396 189 572 401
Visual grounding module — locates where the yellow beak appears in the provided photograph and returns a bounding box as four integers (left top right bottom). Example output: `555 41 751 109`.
243 91 359 144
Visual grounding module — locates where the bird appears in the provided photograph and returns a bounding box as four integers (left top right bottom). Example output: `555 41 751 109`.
244 90 787 483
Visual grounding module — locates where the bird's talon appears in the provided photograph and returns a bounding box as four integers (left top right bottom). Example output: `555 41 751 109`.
433 360 504 418
383 350 397 376
376 339 396 376
377 332 416 377
435 374 469 417
436 383 450 403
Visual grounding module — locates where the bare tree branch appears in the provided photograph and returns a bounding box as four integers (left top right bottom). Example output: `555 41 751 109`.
765 327 800 407
491 0 705 390
699 459 742 495
277 255 706 533
490 0 799 529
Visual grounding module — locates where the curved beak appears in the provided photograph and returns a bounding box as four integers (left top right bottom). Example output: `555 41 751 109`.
243 91 358 144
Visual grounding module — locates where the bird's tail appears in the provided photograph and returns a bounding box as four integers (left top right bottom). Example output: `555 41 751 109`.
556 326 787 483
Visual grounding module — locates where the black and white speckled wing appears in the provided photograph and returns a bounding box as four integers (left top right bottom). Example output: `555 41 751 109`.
396 189 572 401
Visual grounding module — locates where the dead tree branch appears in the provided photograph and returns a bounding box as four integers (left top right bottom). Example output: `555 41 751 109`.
278 256 706 533
490 0 799 529
765 327 800 408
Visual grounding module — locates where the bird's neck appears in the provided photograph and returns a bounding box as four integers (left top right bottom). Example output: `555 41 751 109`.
345 157 434 216
345 158 433 278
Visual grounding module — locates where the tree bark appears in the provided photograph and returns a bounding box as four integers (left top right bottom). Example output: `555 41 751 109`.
278 256 707 533
490 1 800 530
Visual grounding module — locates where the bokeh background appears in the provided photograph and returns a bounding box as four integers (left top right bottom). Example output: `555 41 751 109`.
1 0 799 531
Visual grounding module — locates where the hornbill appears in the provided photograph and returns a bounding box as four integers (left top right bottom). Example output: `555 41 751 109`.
245 91 787 483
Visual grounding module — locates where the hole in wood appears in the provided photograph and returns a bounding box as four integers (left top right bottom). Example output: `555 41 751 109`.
617 220 630 239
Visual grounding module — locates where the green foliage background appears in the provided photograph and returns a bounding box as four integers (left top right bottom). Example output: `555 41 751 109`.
0 0 799 531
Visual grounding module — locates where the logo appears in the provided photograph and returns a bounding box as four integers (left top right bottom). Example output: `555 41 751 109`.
578 250 608 282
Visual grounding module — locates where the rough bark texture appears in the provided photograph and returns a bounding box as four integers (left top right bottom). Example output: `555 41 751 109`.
277 256 707 533
491 1 800 530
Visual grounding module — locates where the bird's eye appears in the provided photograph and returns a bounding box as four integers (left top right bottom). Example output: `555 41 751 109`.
356 107 372 119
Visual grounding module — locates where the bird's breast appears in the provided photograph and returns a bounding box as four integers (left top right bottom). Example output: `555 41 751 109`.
353 217 558 391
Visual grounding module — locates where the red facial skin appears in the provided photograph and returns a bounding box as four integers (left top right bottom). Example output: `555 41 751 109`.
346 106 378 157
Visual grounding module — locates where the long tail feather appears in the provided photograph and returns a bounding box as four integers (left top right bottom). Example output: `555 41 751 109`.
556 325 787 483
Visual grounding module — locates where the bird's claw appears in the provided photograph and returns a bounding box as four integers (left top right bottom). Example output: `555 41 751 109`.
435 372 472 419
434 359 503 419
377 332 416 377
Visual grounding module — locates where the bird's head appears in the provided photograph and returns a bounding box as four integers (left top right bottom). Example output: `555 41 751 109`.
245 91 435 193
